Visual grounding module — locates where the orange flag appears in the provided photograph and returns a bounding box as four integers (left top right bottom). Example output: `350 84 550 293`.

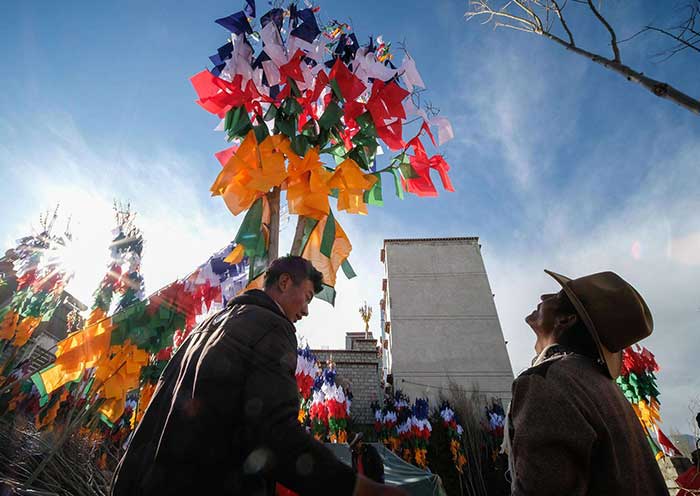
301 215 351 288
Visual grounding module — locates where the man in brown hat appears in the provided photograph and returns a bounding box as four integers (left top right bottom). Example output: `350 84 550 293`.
506 270 669 495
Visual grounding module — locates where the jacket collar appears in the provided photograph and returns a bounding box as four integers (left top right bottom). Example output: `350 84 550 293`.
530 343 570 367
229 289 292 325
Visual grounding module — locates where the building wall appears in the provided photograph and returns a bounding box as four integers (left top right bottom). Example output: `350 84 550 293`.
382 238 514 405
313 337 382 425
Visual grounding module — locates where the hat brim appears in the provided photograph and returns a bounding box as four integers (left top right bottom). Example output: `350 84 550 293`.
544 269 622 380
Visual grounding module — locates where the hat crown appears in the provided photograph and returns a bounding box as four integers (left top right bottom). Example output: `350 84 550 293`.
565 271 653 352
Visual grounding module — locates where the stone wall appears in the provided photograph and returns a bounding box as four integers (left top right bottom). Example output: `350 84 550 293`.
658 456 692 495
313 337 382 425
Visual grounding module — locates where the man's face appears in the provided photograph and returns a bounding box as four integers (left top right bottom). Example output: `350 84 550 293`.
275 273 315 323
525 291 562 337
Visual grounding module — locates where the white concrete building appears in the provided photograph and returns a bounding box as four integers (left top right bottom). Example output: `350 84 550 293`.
381 237 513 405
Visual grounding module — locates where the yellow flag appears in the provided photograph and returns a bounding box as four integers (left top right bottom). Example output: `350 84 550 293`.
39 317 114 395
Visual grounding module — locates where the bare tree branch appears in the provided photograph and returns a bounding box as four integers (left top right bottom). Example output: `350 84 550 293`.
643 25 700 55
512 0 543 31
641 2 699 61
465 0 700 115
495 22 538 34
551 0 575 46
585 0 621 61
620 2 699 62
467 1 539 32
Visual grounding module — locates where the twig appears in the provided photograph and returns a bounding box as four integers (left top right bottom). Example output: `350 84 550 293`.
551 0 575 46
642 25 700 54
466 0 700 114
512 0 543 31
586 0 621 61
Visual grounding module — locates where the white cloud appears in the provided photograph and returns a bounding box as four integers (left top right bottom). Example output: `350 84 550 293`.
4 114 235 306
457 33 586 192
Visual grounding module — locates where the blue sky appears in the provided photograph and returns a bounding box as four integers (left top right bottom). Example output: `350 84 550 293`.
1 1 699 434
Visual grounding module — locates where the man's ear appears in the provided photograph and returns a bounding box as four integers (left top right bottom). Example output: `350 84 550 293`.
278 273 292 292
555 313 578 332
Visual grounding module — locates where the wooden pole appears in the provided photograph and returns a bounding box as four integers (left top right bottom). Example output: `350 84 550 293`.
268 187 281 261
290 216 307 256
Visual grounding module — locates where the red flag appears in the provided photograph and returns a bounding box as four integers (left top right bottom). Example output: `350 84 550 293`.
329 58 366 101
215 146 238 167
279 49 306 82
657 427 683 457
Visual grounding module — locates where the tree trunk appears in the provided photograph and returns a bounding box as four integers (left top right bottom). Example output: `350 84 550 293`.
290 216 307 256
542 32 700 115
268 187 280 261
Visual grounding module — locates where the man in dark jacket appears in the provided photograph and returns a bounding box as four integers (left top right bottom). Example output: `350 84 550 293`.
111 256 404 496
507 270 669 495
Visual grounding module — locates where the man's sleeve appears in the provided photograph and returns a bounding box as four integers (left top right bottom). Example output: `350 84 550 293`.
510 372 596 496
243 324 357 495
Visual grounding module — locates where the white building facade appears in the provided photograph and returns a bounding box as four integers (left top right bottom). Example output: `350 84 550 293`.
381 237 514 405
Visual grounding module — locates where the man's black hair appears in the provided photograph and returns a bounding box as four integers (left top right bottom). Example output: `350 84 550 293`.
556 291 599 360
264 256 324 294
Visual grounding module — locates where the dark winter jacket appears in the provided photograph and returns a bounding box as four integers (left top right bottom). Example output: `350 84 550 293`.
351 444 384 484
111 290 356 496
509 349 669 496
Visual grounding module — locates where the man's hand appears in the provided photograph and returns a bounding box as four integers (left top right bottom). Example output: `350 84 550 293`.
353 475 408 496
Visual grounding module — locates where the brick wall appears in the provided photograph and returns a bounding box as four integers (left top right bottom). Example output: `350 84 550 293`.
313 339 382 425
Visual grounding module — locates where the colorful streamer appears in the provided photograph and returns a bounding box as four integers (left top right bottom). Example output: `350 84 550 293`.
193 1 457 301
440 402 467 473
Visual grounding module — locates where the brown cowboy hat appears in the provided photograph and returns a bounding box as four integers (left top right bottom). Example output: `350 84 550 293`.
544 270 654 380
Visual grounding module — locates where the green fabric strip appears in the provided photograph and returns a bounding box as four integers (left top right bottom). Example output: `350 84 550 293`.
364 174 383 206
99 413 115 428
318 102 343 130
299 218 319 255
399 161 420 180
390 168 405 199
646 431 662 457
253 122 269 142
274 115 296 139
315 284 336 306
287 78 302 98
349 147 371 171
225 106 253 140
290 134 309 157
281 96 303 116
341 259 356 279
320 211 336 258
263 104 277 121
31 369 49 406
84 376 95 396
329 79 344 101
249 254 269 282
234 198 264 257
